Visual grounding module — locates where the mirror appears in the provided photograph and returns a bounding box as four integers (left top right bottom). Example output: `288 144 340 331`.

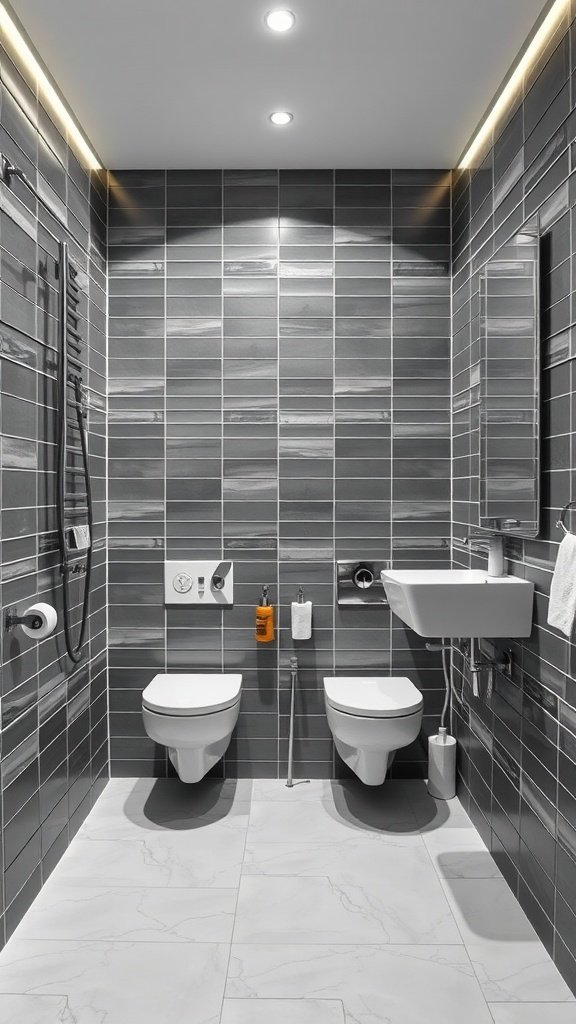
478 216 540 537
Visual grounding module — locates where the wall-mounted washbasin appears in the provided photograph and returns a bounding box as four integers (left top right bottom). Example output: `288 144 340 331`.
380 569 534 638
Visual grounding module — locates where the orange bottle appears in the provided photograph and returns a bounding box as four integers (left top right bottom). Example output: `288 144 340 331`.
255 585 275 643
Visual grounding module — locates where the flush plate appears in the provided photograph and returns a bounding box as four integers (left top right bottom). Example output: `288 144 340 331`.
165 561 234 606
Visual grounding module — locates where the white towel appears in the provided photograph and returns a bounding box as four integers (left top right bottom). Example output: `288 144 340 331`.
548 533 576 637
291 600 312 640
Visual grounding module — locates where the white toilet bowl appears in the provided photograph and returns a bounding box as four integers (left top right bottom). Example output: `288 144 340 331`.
142 673 242 783
324 676 423 786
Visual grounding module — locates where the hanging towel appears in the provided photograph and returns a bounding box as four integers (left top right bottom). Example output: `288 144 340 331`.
548 533 576 637
291 600 312 640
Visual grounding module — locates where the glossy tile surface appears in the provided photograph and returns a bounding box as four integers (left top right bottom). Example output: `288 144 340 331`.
226 943 493 1024
451 5 576 994
423 827 503 877
0 939 228 1023
220 998 346 1023
108 166 452 782
0 30 108 944
0 778 571 1022
0 994 72 1024
441 878 573 1002
14 882 236 942
488 1007 576 1024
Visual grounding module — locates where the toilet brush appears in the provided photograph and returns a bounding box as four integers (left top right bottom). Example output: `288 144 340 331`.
428 727 456 799
427 638 457 799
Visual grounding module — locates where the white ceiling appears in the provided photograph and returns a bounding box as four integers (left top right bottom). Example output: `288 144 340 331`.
11 0 549 169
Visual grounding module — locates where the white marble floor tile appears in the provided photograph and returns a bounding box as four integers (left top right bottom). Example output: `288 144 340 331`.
92 777 253 804
409 786 473 831
13 882 236 943
234 872 460 944
220 997 346 1023
329 779 419 828
0 993 72 1024
54 825 247 888
251 778 416 804
251 780 334 801
442 879 574 1002
239 838 460 943
0 939 229 1024
488 1005 576 1023
0 774 571 1023
79 778 251 838
423 827 502 878
248 793 415 845
226 943 494 1024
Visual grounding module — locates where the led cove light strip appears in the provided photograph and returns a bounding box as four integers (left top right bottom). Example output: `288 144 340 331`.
459 0 570 169
0 3 101 170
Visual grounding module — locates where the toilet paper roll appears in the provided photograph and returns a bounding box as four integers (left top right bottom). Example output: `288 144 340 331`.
21 602 58 640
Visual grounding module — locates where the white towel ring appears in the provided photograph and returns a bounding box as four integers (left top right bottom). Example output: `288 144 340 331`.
557 501 576 535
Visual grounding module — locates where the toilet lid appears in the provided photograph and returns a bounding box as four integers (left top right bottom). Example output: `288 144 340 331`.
323 676 423 718
142 674 242 716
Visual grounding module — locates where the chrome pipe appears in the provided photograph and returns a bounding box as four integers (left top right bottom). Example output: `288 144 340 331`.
285 657 310 789
469 637 481 698
286 657 298 788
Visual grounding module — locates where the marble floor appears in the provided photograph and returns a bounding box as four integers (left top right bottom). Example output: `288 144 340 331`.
0 777 573 1023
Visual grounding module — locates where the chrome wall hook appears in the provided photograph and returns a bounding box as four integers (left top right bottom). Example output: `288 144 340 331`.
557 501 576 535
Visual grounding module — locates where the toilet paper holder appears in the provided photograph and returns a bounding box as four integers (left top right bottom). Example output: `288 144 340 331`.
337 560 389 606
5 608 44 631
5 602 58 639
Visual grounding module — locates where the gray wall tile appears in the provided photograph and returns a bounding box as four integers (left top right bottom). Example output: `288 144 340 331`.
452 12 576 996
0 41 108 947
108 165 451 785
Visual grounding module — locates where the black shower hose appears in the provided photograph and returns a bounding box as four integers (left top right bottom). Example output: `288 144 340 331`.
59 377 93 664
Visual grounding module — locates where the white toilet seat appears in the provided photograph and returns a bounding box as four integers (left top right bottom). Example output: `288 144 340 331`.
324 676 423 718
323 675 424 786
141 673 242 783
142 673 242 717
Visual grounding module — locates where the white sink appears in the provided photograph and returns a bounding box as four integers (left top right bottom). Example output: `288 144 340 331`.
380 569 534 638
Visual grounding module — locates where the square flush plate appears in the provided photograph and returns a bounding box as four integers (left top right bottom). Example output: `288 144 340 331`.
165 561 234 606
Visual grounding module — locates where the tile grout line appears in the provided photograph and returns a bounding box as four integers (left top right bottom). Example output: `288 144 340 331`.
219 783 254 1023
417 809 496 1014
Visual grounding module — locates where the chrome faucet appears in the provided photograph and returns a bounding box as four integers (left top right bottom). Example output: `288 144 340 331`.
462 532 505 577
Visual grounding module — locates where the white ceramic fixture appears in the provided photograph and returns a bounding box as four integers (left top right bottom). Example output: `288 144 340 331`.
142 673 242 782
381 569 534 638
323 676 423 786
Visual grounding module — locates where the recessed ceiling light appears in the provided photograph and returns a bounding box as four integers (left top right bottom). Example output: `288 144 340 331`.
265 10 295 32
269 111 293 126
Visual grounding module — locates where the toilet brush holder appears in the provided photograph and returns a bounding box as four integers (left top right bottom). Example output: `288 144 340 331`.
427 727 456 800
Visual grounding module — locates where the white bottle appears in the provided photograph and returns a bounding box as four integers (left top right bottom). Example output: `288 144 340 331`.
427 727 457 799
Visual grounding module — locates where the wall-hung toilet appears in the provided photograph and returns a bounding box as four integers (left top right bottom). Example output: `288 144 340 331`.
323 676 423 786
142 673 242 783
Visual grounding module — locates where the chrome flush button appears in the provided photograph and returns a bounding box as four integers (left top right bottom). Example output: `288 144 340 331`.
173 572 193 593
